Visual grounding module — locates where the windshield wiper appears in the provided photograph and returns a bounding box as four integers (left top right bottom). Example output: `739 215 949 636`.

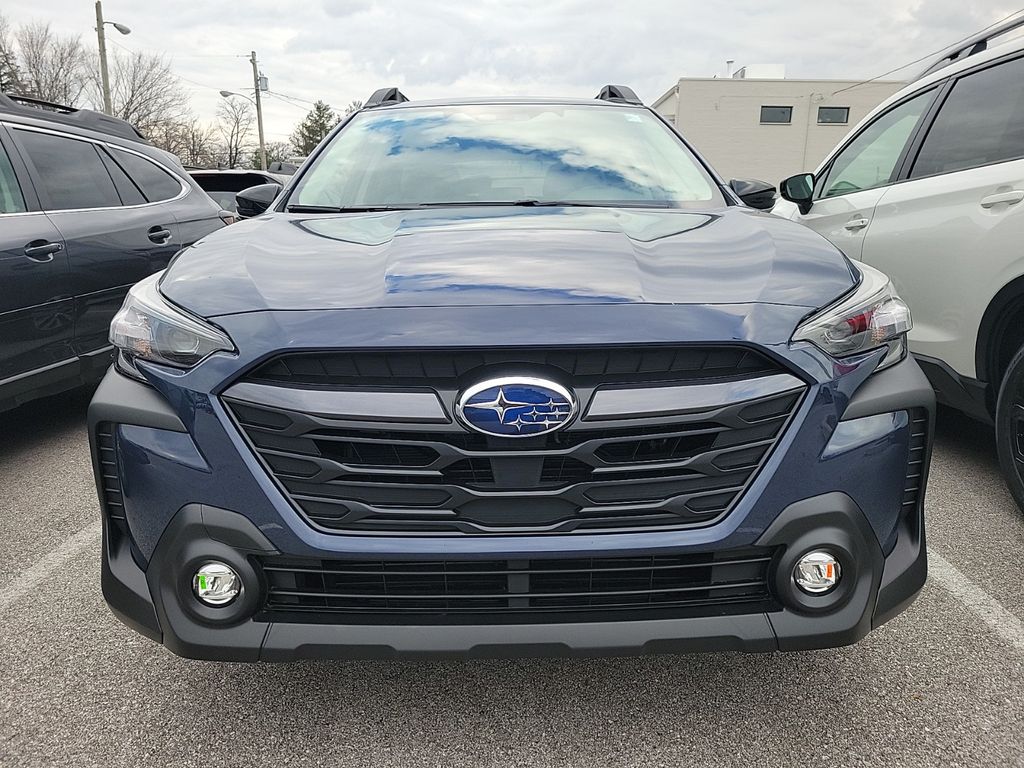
415 200 674 209
288 201 676 213
416 200 590 208
286 204 415 213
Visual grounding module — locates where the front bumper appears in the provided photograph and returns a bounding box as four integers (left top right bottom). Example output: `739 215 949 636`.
89 351 934 661
100 491 924 661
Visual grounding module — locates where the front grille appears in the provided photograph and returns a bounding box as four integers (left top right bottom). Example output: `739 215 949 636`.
225 345 804 536
95 423 125 521
245 345 782 387
257 548 778 624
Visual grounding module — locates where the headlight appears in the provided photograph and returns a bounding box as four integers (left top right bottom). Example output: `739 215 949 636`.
110 272 234 379
792 262 911 371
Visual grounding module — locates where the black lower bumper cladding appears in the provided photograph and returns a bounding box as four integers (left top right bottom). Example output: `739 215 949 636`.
100 490 924 661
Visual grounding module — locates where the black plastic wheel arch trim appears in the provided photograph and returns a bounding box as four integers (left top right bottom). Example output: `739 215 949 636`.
88 366 186 434
841 354 935 421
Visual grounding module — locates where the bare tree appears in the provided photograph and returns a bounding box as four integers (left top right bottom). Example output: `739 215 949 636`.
86 50 189 137
177 119 221 168
0 13 23 93
15 21 86 105
343 99 363 116
148 117 219 168
217 98 255 169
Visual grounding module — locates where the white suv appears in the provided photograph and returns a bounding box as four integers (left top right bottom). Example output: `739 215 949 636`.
774 19 1024 510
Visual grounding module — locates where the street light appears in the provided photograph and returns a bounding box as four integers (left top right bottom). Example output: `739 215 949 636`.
94 1 130 116
219 88 266 171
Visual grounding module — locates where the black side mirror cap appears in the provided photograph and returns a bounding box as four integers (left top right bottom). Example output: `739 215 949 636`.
235 183 282 219
779 173 815 215
729 178 777 210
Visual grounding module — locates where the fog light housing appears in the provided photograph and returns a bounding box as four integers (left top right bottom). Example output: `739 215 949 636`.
192 562 242 606
794 551 841 594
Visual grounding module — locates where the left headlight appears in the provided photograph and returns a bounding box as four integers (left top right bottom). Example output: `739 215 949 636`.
792 261 912 371
110 272 234 378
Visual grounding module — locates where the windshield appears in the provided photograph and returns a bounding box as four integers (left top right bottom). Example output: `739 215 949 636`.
290 104 724 210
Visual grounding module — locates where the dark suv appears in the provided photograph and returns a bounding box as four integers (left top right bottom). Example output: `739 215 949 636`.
0 94 225 412
90 86 934 661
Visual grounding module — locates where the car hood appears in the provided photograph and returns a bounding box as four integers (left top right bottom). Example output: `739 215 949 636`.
160 206 856 318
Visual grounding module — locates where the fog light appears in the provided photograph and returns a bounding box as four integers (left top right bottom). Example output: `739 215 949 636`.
192 562 241 606
794 551 841 594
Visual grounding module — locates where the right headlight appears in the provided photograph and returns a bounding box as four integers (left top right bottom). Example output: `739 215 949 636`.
110 272 235 380
792 262 912 371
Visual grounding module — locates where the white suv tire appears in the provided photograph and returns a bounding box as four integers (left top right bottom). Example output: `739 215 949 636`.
996 343 1024 511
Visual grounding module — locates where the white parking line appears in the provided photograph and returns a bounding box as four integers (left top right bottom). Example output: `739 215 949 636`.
0 520 101 611
927 547 1024 655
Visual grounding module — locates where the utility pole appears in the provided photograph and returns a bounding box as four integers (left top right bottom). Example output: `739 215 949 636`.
94 2 129 115
250 51 267 171
95 2 112 114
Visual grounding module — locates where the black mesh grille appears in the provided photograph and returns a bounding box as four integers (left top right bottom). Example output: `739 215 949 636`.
225 350 803 535
257 548 778 624
245 345 783 387
444 458 496 486
318 439 439 468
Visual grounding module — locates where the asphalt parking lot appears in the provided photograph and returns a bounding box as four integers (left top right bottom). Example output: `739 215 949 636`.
0 389 1022 768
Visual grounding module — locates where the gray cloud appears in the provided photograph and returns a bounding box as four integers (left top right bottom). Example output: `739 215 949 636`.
2 0 1014 140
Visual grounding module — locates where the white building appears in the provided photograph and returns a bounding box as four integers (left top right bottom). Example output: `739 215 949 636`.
652 68 904 186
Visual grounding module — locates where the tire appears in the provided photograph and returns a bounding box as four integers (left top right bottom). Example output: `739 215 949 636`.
995 343 1024 511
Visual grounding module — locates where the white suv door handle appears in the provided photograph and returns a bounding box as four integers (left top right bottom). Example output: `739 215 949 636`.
844 217 870 231
980 190 1024 208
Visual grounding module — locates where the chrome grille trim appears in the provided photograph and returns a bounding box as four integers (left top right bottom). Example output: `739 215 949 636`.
585 373 805 420
223 381 449 423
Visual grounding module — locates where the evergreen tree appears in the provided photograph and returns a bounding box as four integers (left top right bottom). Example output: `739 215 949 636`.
290 100 340 155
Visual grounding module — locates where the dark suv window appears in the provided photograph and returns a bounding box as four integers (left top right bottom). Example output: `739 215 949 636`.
99 149 146 206
16 130 121 210
111 147 182 202
0 143 26 213
911 55 1024 178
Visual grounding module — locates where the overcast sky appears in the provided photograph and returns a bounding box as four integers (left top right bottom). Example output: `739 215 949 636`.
2 0 1016 142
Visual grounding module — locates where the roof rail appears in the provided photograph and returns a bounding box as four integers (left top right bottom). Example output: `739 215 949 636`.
912 13 1024 81
595 85 642 105
0 92 149 144
364 87 410 108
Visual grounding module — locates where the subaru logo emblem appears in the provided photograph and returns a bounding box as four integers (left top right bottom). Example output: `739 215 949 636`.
456 377 577 438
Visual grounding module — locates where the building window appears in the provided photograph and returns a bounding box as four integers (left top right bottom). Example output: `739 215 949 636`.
818 106 850 124
760 106 792 124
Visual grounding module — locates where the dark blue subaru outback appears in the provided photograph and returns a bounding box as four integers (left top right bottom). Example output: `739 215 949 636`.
89 86 934 661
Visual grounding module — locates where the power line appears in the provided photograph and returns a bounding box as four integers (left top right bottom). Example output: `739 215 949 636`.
264 92 310 108
266 90 317 107
831 7 1024 95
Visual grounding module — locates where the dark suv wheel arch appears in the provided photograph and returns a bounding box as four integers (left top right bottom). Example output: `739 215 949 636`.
977 275 1024 410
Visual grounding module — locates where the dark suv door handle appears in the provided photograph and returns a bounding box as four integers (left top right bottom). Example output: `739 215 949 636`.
23 240 64 262
148 227 172 244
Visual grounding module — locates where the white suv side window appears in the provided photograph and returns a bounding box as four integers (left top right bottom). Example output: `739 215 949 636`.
910 55 1024 178
818 91 933 199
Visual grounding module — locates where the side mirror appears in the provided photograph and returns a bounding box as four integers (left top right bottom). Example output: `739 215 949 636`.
235 183 282 218
779 173 815 215
729 178 777 210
